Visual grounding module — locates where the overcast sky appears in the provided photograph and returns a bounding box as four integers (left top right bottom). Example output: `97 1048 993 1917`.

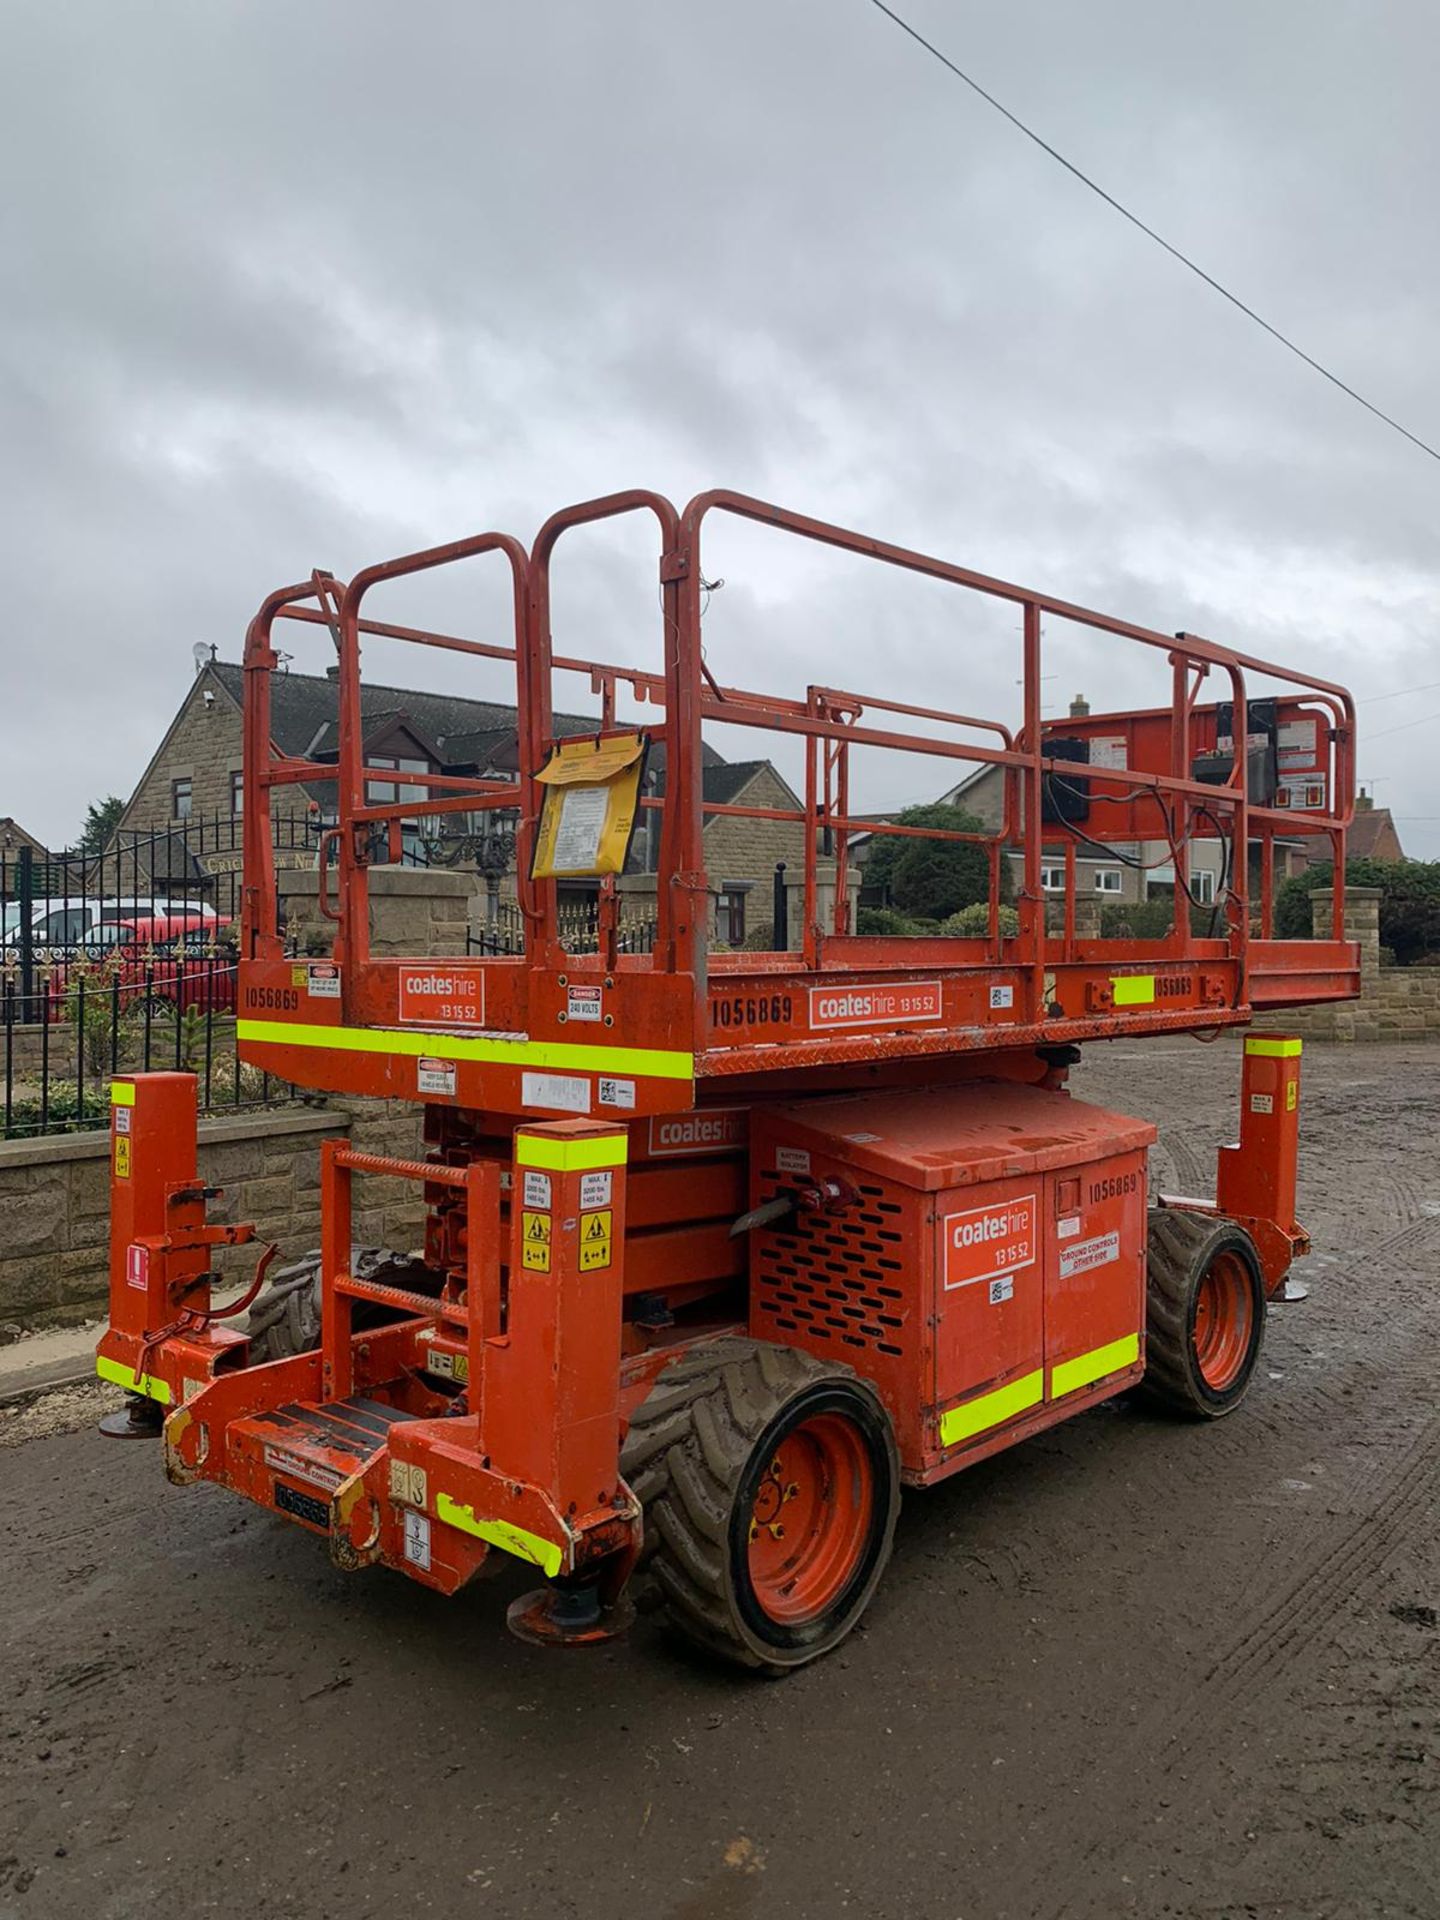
2 1 1436 855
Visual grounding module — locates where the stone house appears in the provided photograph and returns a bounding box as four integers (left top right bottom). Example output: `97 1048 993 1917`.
0 819 49 860
1295 790 1404 866
854 694 1329 914
115 658 807 934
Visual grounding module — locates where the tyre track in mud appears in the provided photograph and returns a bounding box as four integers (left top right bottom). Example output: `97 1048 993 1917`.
1020 1049 1440 1920
2 1039 1438 1920
1027 1405 1440 1920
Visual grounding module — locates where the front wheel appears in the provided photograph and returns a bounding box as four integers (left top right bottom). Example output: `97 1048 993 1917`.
1141 1209 1266 1419
621 1337 900 1674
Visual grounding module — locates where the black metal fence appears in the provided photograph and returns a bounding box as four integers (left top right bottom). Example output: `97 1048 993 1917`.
467 902 659 957
1 816 663 1137
1 819 310 1139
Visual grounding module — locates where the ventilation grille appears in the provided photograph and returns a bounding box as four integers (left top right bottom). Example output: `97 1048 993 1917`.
754 1171 912 1357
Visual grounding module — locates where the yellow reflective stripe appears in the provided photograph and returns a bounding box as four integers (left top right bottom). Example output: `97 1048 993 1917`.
110 1081 136 1106
236 1019 693 1083
939 1368 1044 1448
1245 1036 1302 1058
1111 974 1156 1007
1050 1332 1141 1399
435 1492 564 1576
516 1132 628 1173
96 1354 172 1404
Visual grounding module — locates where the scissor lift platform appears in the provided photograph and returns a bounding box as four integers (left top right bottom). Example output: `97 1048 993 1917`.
100 490 1360 1671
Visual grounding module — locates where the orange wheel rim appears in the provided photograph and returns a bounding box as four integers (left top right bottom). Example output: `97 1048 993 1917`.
746 1413 874 1626
1193 1251 1254 1392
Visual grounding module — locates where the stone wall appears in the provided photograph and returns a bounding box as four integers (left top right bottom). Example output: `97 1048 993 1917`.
1287 885 1440 1042
0 1096 423 1330
280 867 480 957
1290 962 1440 1043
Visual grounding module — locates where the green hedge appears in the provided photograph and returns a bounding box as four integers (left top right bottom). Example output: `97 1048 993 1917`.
1274 858 1440 964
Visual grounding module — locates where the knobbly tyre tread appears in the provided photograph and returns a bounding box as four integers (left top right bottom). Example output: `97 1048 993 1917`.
244 1247 435 1364
1141 1207 1266 1419
619 1335 900 1673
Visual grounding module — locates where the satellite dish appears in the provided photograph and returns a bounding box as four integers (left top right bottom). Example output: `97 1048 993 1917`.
192 641 211 676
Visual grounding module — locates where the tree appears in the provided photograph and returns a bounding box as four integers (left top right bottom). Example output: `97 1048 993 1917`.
1274 857 1440 964
864 803 1009 923
76 796 125 855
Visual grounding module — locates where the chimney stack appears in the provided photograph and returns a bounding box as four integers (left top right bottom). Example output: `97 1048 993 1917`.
1069 693 1090 718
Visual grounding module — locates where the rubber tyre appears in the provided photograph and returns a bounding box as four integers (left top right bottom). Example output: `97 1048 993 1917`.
244 1247 434 1364
620 1336 900 1675
1141 1209 1266 1419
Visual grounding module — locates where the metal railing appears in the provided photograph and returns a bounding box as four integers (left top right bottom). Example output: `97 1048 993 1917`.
467 902 659 958
1 818 314 1138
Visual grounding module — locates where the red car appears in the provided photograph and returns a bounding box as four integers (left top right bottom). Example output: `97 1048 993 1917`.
46 914 237 1019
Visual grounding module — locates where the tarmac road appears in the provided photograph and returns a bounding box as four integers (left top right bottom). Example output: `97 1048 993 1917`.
2 1038 1437 1919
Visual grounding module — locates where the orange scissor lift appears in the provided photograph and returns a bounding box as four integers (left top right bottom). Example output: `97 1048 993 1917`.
96 492 1359 1670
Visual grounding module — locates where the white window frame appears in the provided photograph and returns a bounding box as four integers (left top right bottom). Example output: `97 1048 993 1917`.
1040 865 1067 892
1190 868 1216 904
365 753 431 807
1093 868 1123 894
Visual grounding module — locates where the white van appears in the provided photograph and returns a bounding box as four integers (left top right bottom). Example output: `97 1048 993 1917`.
3 897 218 950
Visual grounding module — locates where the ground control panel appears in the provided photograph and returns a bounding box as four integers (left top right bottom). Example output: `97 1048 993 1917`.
750 1083 1155 1482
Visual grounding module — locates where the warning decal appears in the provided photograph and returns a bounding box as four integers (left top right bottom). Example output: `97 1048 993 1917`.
521 1210 552 1272
580 1209 613 1271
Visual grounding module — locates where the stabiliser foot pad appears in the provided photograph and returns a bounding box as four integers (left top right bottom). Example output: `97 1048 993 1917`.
507 1585 636 1648
99 1395 165 1440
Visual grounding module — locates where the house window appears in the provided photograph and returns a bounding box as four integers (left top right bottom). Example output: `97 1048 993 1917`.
1191 869 1216 904
1040 865 1067 892
1093 869 1123 894
172 778 192 821
366 755 430 807
717 888 747 945
230 770 244 815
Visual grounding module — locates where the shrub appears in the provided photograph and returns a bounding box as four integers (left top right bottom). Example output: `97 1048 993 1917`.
864 804 1009 923
941 902 1020 937
1098 898 1218 940
1274 858 1440 964
855 906 926 937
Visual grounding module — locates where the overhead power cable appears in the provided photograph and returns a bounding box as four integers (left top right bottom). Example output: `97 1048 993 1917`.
1365 708 1440 743
1361 679 1440 704
868 0 1440 466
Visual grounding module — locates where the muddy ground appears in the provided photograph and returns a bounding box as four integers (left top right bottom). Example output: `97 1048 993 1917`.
2 1038 1437 1919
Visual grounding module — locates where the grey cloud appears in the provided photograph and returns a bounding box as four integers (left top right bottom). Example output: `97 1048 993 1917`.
0 0 1435 852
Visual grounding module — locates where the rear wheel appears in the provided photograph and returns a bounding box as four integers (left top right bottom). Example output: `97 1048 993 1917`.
1142 1209 1266 1419
244 1247 435 1364
620 1336 900 1674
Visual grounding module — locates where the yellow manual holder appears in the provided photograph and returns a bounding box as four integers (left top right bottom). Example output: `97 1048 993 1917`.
530 731 647 879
